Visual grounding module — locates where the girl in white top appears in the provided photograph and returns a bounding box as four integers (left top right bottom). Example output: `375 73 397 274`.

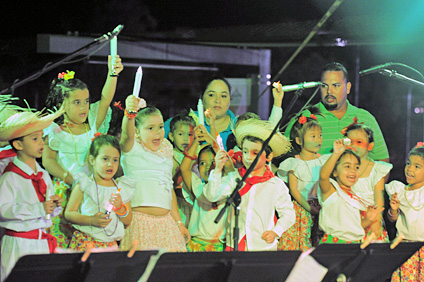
65 135 134 251
386 143 424 281
319 139 383 244
43 56 123 248
277 114 329 251
343 122 392 242
119 95 190 252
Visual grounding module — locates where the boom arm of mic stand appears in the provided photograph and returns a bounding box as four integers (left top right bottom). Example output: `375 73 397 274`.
379 69 424 89
0 25 122 96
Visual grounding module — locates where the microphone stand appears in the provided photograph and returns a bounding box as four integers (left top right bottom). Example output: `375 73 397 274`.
379 69 424 89
214 87 306 251
0 25 124 96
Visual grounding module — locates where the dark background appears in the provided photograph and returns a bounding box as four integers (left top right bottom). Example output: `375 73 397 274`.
2 0 424 183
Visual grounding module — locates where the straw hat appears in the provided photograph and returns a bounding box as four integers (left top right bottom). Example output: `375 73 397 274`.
234 119 291 157
0 106 64 141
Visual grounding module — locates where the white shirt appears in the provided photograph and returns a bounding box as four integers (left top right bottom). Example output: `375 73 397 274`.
204 169 295 251
386 180 424 241
188 173 226 241
319 179 366 241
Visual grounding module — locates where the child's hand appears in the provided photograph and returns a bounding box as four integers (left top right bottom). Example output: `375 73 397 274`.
178 225 191 244
390 193 400 211
365 206 384 223
110 193 123 212
91 212 112 228
272 81 284 107
125 95 146 112
204 108 216 126
43 199 56 215
215 150 228 172
333 139 346 155
194 125 214 145
262 230 279 244
49 194 63 208
108 55 124 76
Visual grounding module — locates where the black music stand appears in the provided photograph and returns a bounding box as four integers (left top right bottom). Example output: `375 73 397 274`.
311 242 424 282
146 251 302 282
6 250 158 282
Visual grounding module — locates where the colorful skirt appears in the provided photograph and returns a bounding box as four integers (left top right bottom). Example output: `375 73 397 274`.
119 211 187 252
69 230 117 251
391 245 424 282
47 178 74 248
278 201 313 251
187 237 224 252
319 233 361 244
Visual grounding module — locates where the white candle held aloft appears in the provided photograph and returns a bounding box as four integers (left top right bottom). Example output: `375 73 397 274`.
198 99 204 125
110 36 117 66
132 67 143 98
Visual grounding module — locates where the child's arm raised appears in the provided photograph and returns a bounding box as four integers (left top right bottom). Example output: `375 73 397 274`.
269 82 284 126
65 183 112 227
96 55 124 130
180 134 200 192
120 95 145 153
319 139 345 201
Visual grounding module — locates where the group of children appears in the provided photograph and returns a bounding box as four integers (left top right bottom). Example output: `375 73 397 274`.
0 56 423 282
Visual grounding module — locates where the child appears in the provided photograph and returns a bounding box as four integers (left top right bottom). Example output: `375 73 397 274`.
64 134 134 251
168 110 196 227
319 139 383 244
386 143 424 281
277 114 329 251
180 125 227 252
119 95 190 252
43 55 123 248
343 121 392 242
0 109 63 282
203 119 295 251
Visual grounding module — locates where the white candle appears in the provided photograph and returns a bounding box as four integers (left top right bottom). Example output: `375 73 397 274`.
110 36 117 66
216 133 224 150
198 99 204 125
132 67 143 98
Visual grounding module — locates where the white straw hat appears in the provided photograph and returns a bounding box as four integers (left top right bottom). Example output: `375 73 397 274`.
234 119 291 157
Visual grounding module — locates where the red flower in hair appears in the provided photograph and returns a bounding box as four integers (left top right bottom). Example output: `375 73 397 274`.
310 114 317 120
299 116 307 124
416 142 424 148
91 132 104 141
353 116 358 124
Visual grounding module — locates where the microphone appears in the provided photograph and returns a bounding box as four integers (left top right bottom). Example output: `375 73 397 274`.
94 24 125 42
359 62 393 76
280 82 322 92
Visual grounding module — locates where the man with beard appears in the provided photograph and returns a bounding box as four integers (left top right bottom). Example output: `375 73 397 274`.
284 62 389 162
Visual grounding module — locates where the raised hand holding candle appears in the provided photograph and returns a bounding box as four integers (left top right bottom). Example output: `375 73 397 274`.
198 99 204 125
110 36 117 72
132 67 143 98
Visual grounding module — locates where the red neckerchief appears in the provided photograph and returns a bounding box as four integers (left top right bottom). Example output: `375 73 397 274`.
0 148 17 159
238 165 275 197
4 162 47 202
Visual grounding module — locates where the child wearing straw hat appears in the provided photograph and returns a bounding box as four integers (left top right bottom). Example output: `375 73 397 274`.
203 119 295 251
0 108 64 282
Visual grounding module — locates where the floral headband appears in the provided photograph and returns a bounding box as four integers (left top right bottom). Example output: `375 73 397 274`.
340 116 362 135
298 114 317 125
58 70 75 81
91 132 104 141
416 142 424 148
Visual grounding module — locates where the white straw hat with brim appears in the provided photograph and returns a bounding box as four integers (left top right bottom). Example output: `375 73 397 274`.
234 119 291 157
0 94 24 123
0 106 64 141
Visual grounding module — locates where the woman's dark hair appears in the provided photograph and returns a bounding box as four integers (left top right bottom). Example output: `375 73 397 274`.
202 76 232 96
45 76 88 125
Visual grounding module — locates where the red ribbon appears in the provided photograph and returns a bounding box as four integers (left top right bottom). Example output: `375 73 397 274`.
0 148 17 159
5 229 57 253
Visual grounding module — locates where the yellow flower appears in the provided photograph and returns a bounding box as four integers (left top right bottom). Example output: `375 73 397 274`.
63 70 75 81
